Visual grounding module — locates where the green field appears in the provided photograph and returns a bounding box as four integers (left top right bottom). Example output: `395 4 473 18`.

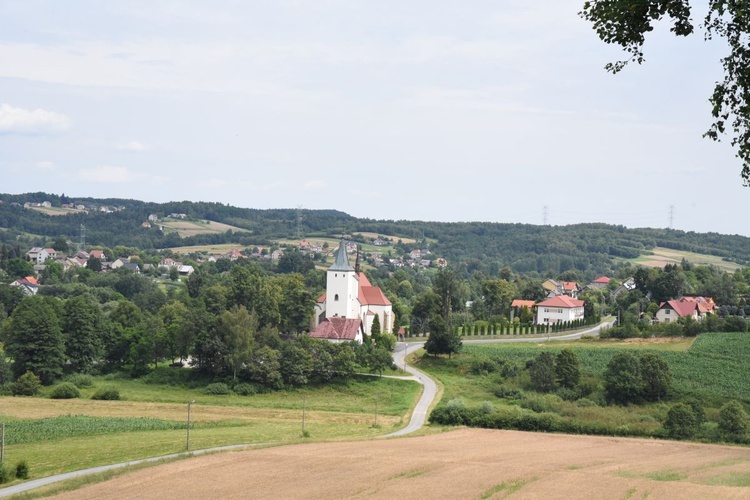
624 246 744 272
419 332 750 439
0 373 420 483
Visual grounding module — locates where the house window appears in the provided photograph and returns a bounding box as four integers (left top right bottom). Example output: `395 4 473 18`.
334 294 339 301
558 309 562 313
335 273 338 277
664 318 670 323
544 308 549 313
665 309 670 314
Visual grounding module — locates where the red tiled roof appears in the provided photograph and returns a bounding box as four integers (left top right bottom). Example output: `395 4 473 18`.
593 276 610 284
309 318 362 341
537 295 584 308
511 299 535 308
659 300 698 317
356 272 391 306
316 292 326 304
562 281 579 291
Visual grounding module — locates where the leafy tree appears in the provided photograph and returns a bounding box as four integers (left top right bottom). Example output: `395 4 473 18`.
280 343 313 386
158 301 190 363
432 268 461 322
424 315 462 358
87 256 102 273
52 236 69 252
219 305 256 380
0 350 12 386
275 273 314 335
41 260 64 284
5 258 34 280
580 0 750 183
664 403 698 439
639 352 672 401
604 352 643 405
370 313 381 337
482 279 515 317
5 296 65 384
61 295 103 374
718 400 748 438
248 345 282 388
12 371 42 396
555 349 581 388
332 345 357 378
530 352 556 393
277 249 314 274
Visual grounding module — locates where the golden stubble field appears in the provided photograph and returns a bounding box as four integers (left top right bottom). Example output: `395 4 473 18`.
51 428 750 499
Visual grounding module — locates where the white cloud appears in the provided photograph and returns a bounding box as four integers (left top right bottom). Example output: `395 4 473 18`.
0 103 71 134
304 180 327 191
78 165 143 183
36 161 55 170
117 140 147 152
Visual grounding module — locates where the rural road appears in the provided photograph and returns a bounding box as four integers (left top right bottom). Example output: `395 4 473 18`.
0 320 613 497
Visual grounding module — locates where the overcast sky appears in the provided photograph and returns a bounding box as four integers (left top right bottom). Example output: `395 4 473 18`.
1 1 747 236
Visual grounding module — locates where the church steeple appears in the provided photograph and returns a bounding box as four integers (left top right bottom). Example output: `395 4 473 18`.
330 240 354 272
354 245 361 274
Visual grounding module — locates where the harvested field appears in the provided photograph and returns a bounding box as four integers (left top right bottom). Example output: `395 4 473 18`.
159 219 249 237
630 246 742 272
51 429 750 499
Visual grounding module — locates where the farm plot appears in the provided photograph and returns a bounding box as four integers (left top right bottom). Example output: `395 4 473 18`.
49 429 750 499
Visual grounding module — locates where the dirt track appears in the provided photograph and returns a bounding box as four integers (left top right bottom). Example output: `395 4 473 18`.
50 429 750 499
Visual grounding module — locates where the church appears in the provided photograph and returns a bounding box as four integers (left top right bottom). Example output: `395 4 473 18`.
309 241 394 343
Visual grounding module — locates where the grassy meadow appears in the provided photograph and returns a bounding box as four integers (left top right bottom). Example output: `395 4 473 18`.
419 332 750 438
0 373 420 483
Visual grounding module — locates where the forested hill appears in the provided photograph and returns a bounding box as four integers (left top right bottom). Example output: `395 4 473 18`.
1 192 748 277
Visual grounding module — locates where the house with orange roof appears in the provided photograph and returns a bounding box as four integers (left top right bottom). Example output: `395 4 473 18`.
587 276 611 290
535 295 585 325
311 241 394 342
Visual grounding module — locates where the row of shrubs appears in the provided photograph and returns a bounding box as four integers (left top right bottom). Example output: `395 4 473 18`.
602 315 748 339
7 372 120 400
428 400 640 437
0 460 29 484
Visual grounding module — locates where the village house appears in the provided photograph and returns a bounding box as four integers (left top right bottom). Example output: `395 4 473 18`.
653 296 716 323
535 295 585 325
587 276 611 290
10 276 39 296
310 241 394 343
26 247 50 265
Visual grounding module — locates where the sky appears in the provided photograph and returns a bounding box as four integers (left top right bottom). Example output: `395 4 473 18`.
1 1 748 236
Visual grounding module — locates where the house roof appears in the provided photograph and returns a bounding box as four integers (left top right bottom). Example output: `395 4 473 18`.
511 299 535 308
329 241 354 272
658 300 698 317
316 292 326 304
537 295 584 308
356 272 391 306
593 276 610 284
309 318 362 341
562 281 580 291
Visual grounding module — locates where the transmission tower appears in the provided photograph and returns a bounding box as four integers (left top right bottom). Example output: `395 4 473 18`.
668 205 675 229
296 205 303 240
542 205 549 225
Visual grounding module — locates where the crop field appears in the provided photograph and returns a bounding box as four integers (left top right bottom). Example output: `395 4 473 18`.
0 374 420 481
159 219 250 237
453 333 750 402
48 429 750 500
168 243 250 254
28 206 84 216
626 246 743 272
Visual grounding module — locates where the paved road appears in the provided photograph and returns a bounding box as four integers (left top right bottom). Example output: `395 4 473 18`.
0 320 613 497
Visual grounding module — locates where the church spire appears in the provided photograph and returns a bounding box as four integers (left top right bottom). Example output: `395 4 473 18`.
330 241 354 272
355 245 361 274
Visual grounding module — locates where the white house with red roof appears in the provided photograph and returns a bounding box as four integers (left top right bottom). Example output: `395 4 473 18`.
535 295 585 325
311 241 394 342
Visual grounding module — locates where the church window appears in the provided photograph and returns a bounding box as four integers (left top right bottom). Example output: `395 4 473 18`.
334 294 339 301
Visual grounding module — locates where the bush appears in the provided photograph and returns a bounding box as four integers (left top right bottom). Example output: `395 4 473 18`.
663 403 697 439
91 386 121 400
604 353 642 405
15 461 29 480
12 371 42 396
470 358 498 376
529 352 556 393
50 382 81 399
204 382 231 395
0 464 11 484
494 386 523 399
718 400 748 438
576 398 598 408
232 383 257 396
66 374 94 388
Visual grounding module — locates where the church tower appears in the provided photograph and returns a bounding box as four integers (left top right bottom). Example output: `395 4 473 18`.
325 241 358 319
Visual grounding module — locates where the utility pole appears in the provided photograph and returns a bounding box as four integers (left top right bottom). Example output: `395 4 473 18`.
186 400 195 450
302 395 306 435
